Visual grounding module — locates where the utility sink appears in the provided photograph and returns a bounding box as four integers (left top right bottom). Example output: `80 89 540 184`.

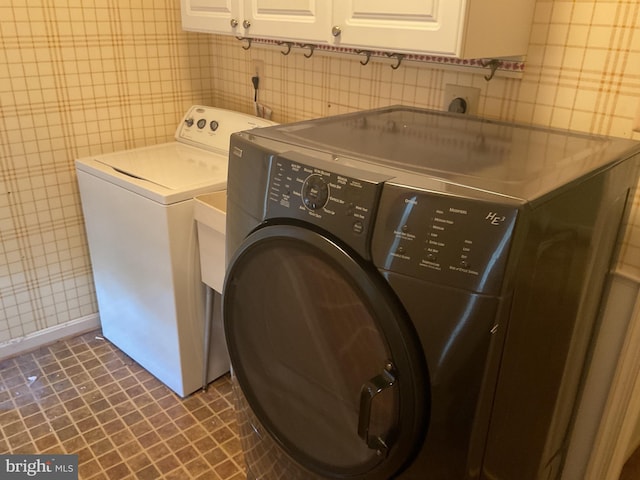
194 191 226 293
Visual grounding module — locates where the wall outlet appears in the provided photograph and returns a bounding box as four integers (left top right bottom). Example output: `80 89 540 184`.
444 85 481 115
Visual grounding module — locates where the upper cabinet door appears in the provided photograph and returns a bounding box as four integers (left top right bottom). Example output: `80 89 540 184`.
331 0 467 57
332 0 535 59
181 0 243 35
242 0 331 43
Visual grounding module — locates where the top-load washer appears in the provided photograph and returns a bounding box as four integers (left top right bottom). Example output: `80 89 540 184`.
221 106 640 479
76 106 275 397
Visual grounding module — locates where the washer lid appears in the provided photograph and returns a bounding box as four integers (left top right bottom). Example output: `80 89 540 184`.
95 142 226 189
76 142 228 204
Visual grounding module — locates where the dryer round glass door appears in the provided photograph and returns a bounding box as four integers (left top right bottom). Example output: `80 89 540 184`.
223 224 428 479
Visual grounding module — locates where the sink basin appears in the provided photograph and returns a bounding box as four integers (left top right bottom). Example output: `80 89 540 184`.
194 191 226 292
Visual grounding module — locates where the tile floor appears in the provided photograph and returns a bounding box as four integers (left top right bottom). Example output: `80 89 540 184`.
0 330 244 480
1 330 639 480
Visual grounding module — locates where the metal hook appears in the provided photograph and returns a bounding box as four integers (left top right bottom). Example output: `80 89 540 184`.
481 59 501 81
355 50 372 66
235 36 252 50
278 41 293 56
301 44 315 58
386 52 405 70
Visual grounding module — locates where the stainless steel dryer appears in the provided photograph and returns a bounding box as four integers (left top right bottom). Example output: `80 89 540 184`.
221 106 640 479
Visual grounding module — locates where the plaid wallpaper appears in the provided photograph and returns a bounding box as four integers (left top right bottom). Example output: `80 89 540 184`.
0 1 216 343
1 0 639 344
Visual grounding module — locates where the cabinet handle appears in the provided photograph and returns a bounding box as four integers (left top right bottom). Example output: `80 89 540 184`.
230 18 238 28
331 25 342 37
243 19 251 29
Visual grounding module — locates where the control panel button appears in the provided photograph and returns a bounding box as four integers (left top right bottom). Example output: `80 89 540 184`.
302 175 329 211
346 203 355 216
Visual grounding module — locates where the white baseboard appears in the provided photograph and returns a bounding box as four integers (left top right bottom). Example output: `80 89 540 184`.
0 314 101 360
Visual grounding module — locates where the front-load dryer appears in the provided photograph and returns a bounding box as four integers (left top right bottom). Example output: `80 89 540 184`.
75 106 275 397
221 106 640 479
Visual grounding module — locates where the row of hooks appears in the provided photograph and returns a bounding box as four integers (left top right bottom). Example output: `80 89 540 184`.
276 41 315 58
355 50 405 70
236 37 406 70
235 37 501 78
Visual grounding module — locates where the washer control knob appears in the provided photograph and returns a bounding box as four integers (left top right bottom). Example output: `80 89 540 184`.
184 117 194 127
302 175 329 211
210 120 219 131
197 118 206 129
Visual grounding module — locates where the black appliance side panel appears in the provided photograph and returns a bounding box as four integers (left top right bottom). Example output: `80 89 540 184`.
482 159 638 480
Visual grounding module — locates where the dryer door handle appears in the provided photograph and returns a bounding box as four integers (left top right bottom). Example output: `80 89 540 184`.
357 363 396 456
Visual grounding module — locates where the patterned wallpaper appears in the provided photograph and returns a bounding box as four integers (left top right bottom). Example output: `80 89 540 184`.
0 0 639 345
0 1 215 344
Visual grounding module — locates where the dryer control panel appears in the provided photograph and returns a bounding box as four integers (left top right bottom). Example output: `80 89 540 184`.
265 151 391 259
372 184 519 294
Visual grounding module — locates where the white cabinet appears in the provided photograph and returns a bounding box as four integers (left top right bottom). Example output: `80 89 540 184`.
181 0 241 35
244 0 331 43
331 0 536 58
182 0 331 44
182 0 536 59
331 1 465 56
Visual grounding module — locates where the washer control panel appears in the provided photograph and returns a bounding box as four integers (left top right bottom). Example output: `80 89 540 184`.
175 105 275 152
372 184 519 294
266 152 390 259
